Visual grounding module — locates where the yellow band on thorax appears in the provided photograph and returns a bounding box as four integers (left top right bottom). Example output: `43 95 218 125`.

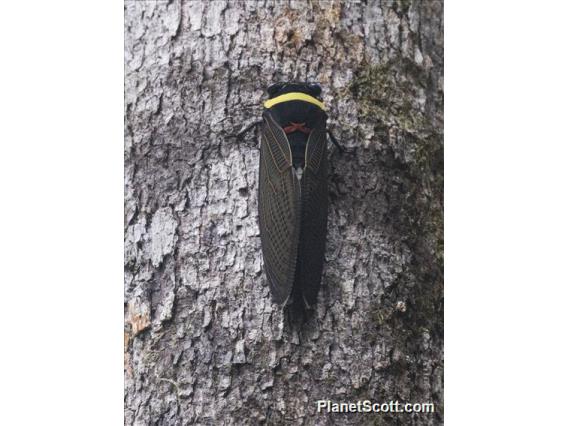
263 92 325 110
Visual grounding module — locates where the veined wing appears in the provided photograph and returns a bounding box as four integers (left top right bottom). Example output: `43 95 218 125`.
295 124 329 307
258 110 301 304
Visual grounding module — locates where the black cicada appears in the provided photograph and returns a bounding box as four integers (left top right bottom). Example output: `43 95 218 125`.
257 82 342 307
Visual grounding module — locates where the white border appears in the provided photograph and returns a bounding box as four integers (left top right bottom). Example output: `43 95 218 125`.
446 1 568 424
0 1 123 424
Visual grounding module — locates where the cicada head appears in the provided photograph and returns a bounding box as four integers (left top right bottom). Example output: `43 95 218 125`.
267 82 322 99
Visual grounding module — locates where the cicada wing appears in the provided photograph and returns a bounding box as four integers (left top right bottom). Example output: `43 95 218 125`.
258 110 301 304
295 124 329 307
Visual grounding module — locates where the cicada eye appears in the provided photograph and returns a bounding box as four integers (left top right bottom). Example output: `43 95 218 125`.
308 83 322 96
267 83 285 96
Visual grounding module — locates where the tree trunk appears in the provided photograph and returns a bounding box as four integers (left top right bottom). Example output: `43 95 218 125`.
124 1 443 425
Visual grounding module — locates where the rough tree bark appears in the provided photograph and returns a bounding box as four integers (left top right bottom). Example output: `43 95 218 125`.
125 1 443 425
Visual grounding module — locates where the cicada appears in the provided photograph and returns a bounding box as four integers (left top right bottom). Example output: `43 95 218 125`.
256 82 343 307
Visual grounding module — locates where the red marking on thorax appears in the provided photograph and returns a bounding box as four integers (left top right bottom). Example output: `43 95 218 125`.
283 122 311 134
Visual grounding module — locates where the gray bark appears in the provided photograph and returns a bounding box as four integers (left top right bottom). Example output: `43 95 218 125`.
125 1 443 425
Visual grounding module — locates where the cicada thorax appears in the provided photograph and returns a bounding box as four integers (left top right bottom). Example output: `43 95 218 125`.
267 100 327 171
